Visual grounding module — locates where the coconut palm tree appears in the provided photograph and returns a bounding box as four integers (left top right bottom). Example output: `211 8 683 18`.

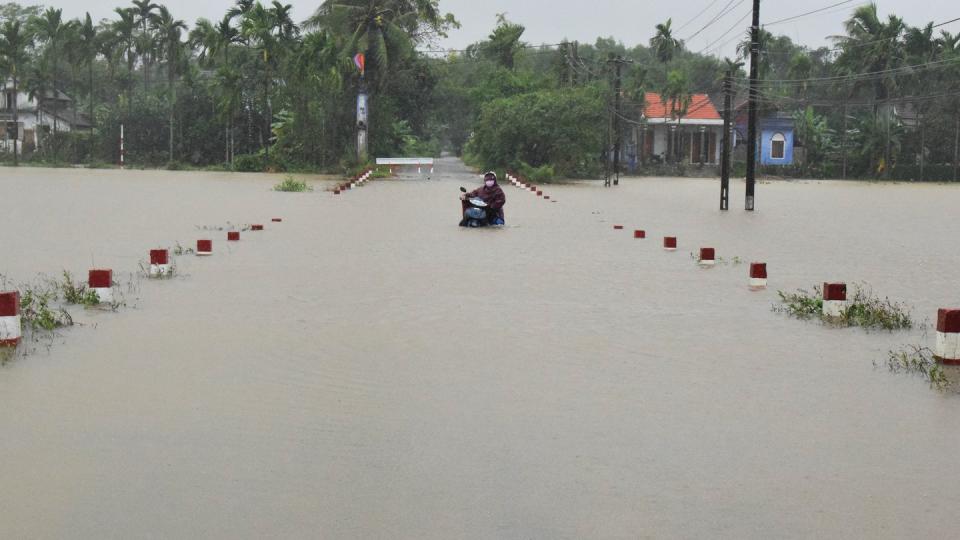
0 19 33 165
188 18 219 67
833 3 905 108
154 5 186 162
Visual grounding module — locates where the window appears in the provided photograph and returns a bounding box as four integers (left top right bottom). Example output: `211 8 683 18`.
771 132 786 160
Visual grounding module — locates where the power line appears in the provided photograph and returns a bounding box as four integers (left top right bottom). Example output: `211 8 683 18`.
676 0 724 32
699 8 753 54
763 0 856 27
685 0 747 42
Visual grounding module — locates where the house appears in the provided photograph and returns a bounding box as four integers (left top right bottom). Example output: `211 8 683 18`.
734 104 795 166
1 80 92 154
626 92 725 168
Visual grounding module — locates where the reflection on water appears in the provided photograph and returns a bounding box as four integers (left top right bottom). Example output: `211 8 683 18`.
1 162 959 539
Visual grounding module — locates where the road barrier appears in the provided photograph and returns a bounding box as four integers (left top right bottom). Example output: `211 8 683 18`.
149 249 170 277
935 309 960 365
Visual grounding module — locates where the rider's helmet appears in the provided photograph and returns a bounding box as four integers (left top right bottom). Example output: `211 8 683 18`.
483 171 497 183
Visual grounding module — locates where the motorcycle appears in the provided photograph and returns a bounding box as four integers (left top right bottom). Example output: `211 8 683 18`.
459 187 493 227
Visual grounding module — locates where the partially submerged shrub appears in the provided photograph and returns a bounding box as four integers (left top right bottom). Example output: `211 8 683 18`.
879 346 950 391
59 271 100 306
19 286 72 332
774 283 913 330
273 175 311 192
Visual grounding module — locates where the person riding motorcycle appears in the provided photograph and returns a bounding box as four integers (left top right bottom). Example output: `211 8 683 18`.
460 171 506 226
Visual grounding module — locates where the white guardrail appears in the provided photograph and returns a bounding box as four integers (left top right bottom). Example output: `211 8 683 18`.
375 157 434 173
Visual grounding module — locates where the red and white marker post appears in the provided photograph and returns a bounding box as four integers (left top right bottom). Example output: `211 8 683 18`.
634 230 646 239
749 262 767 290
822 283 847 318
197 239 213 256
699 248 716 267
934 309 960 365
88 269 113 304
0 291 21 347
663 237 677 251
149 249 170 277
251 224 264 231
227 231 240 241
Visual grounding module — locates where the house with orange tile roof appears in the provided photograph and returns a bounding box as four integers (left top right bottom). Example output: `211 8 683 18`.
630 92 725 166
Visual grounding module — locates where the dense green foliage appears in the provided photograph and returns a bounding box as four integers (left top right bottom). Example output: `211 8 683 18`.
0 2 958 179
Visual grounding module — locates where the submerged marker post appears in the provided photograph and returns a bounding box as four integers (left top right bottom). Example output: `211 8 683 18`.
0 291 21 347
934 309 960 365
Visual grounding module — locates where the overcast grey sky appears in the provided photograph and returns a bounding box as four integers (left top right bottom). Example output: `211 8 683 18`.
22 0 960 59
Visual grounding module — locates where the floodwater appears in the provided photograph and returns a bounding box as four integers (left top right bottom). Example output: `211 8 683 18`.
1 160 959 539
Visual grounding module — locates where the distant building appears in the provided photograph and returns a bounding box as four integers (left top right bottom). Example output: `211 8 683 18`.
627 92 724 168
735 104 796 166
1 80 92 154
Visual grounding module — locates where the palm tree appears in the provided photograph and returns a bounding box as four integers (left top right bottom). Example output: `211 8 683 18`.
660 69 691 163
154 5 186 162
132 0 159 92
212 65 242 165
0 19 33 165
78 13 98 131
240 2 281 159
111 7 139 106
29 8 68 152
188 18 219 67
215 15 241 64
833 3 905 108
650 19 683 80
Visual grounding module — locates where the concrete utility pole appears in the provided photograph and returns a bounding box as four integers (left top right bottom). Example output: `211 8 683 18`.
720 69 733 211
356 82 369 162
745 0 761 211
606 55 633 187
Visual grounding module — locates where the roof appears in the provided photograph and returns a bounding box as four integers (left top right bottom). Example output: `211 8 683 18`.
643 92 721 121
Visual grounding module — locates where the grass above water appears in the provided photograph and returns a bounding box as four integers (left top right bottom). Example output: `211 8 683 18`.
879 346 951 391
774 283 913 330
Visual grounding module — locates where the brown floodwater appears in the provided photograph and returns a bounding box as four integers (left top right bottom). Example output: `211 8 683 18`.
1 161 959 539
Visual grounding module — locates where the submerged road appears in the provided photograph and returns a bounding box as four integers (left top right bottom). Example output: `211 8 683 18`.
1 159 959 538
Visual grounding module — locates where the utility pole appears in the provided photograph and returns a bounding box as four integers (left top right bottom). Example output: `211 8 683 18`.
745 0 760 211
607 55 633 187
720 69 733 211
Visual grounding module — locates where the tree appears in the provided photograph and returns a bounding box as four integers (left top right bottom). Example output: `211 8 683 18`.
660 69 691 163
239 2 281 159
650 19 683 79
482 13 524 70
111 7 139 106
29 8 69 153
132 0 159 92
154 5 186 162
833 3 905 107
0 19 33 165
78 13 98 131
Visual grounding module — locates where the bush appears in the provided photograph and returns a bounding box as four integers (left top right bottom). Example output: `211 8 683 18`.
469 85 605 178
233 153 265 172
273 175 311 192
518 161 555 183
